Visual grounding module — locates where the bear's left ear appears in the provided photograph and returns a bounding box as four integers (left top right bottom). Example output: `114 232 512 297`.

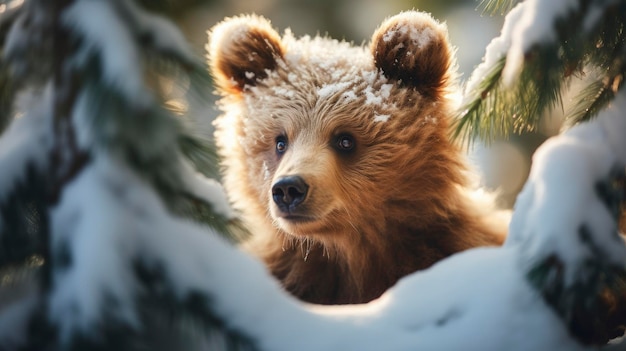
207 14 285 95
371 11 454 97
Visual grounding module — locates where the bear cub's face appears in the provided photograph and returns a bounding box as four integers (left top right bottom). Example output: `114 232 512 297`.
209 12 455 240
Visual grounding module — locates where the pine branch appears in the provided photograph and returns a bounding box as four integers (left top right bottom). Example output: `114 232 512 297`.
479 0 520 16
0 1 22 134
568 1 626 126
457 0 626 144
178 134 220 180
133 259 259 351
568 79 614 127
0 164 48 268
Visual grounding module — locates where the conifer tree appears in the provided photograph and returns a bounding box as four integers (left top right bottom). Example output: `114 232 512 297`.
0 0 249 349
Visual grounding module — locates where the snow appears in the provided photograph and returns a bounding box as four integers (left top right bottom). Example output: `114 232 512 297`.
463 3 525 98
47 151 235 343
502 0 578 84
179 160 234 219
317 82 353 99
63 0 149 104
71 90 94 150
382 25 434 49
271 86 296 98
364 86 383 105
373 114 390 123
508 90 626 284
147 236 587 351
409 26 435 49
465 0 597 93
0 86 53 205
341 91 358 102
49 155 143 342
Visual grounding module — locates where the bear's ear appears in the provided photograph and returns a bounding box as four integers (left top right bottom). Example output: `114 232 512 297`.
208 15 285 94
371 11 454 97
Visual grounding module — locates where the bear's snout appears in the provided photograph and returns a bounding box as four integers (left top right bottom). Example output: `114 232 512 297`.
272 175 309 213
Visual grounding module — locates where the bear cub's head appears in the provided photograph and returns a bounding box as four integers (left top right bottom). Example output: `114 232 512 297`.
209 11 461 243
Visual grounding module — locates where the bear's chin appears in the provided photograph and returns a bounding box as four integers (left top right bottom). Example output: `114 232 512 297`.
273 216 339 238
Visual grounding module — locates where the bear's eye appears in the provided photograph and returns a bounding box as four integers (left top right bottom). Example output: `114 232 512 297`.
276 136 288 154
335 134 355 152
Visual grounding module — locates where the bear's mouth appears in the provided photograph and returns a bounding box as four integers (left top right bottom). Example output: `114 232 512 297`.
278 214 317 223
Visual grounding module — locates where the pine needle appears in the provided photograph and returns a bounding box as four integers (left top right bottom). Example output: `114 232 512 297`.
479 0 520 16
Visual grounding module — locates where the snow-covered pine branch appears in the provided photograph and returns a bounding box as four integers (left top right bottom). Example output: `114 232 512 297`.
455 0 626 143
0 0 240 349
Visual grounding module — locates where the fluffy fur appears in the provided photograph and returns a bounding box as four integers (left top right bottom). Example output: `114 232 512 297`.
208 11 508 304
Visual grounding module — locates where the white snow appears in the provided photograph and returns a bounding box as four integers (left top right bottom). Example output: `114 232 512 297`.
507 89 626 284
0 86 53 205
341 91 358 101
465 0 621 94
317 82 353 99
382 25 434 49
71 90 94 150
49 155 143 343
408 26 435 49
47 151 234 343
364 86 383 105
179 160 234 219
271 86 296 98
502 0 579 84
373 114 390 123
63 0 149 104
463 3 525 98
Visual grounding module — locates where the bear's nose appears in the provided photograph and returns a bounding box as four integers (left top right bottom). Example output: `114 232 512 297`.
272 175 309 212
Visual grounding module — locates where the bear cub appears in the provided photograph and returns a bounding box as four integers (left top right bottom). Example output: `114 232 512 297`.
208 11 507 304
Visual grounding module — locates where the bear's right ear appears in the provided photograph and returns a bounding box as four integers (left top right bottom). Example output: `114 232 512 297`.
371 11 454 98
207 15 285 94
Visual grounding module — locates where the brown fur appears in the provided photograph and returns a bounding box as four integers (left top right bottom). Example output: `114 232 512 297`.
208 11 508 305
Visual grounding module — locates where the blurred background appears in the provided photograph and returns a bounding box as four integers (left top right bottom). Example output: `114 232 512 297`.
166 0 563 209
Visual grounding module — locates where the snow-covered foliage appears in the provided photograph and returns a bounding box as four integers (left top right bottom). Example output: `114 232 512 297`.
0 86 52 205
457 0 626 142
509 92 626 274
466 0 615 91
0 0 625 350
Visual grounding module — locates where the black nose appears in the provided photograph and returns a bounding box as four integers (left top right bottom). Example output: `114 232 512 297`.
272 175 309 212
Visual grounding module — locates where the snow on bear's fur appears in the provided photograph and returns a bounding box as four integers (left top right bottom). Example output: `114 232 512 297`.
208 11 508 304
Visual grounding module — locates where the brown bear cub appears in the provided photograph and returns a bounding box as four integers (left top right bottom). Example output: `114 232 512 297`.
208 11 507 305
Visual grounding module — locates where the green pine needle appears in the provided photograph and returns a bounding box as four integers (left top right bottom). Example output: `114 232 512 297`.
479 0 520 16
456 0 626 145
